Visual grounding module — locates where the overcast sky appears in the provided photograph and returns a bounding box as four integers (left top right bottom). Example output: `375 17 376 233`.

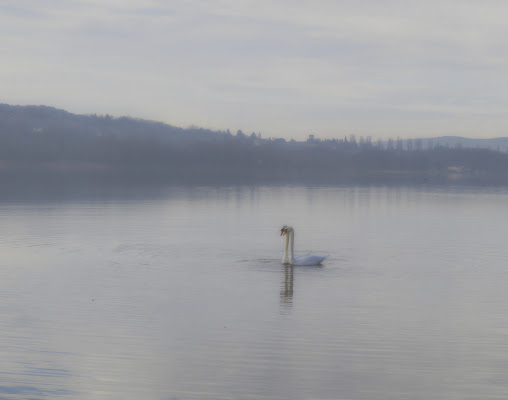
2 0 508 140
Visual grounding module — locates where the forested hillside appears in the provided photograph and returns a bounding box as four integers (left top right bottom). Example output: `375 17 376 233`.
1 104 508 184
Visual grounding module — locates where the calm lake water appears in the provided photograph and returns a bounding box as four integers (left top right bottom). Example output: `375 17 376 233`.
1 184 508 400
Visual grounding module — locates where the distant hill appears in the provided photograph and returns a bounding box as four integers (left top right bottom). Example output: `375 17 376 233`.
0 103 230 144
2 103 508 184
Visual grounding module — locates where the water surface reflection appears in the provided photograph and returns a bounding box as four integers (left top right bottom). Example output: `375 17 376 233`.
280 265 294 310
2 184 508 399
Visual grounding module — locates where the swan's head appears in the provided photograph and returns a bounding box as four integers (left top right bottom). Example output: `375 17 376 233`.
280 225 293 236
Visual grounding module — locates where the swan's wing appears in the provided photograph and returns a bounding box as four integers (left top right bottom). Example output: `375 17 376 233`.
293 253 328 266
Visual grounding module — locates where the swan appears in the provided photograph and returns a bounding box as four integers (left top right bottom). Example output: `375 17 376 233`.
280 225 327 266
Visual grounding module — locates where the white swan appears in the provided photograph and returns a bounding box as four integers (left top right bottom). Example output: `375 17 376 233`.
280 225 327 266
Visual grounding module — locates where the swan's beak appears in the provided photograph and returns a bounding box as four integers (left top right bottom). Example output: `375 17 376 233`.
280 230 286 236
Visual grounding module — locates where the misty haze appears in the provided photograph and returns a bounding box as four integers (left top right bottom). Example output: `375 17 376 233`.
4 0 508 398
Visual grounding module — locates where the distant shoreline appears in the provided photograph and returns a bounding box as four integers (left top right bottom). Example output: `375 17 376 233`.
2 103 508 188
2 163 507 186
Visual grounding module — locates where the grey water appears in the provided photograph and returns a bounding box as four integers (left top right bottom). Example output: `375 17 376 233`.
1 184 508 400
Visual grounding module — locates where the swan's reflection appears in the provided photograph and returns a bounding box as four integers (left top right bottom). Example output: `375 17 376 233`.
280 265 294 309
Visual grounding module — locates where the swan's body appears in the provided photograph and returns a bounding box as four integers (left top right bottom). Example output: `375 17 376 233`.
280 225 327 266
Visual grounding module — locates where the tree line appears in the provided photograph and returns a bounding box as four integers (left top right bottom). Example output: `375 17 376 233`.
1 104 508 183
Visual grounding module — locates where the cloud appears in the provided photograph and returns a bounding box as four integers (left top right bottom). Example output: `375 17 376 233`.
2 0 508 139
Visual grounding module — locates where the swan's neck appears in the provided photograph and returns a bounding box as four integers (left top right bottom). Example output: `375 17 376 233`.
282 231 295 265
289 231 294 264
